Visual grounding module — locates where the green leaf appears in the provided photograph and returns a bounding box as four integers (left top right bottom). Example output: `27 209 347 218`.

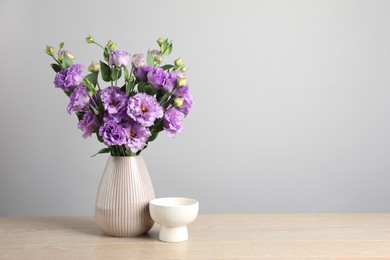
146 50 154 66
147 131 159 142
76 112 85 121
100 60 112 82
97 134 104 143
84 72 98 87
111 67 122 81
124 67 130 82
156 89 165 102
161 40 168 54
50 63 62 73
148 119 164 142
120 83 126 92
125 149 137 156
91 148 110 157
137 83 157 96
165 43 173 55
161 64 175 71
103 47 109 62
88 104 99 115
83 78 96 95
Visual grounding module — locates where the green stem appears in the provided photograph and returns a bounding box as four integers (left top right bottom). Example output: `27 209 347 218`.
115 68 119 87
51 55 61 66
92 41 105 50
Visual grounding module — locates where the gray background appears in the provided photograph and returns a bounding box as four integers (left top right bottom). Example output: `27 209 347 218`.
1 0 390 216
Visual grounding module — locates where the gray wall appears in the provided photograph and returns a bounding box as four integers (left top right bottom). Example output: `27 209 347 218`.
1 0 390 216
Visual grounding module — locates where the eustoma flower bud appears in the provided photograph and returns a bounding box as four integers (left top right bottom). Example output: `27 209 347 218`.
107 40 116 51
177 77 187 87
58 50 75 61
150 50 163 64
88 61 100 72
173 97 184 107
157 37 165 47
86 36 94 43
174 58 183 68
45 45 54 56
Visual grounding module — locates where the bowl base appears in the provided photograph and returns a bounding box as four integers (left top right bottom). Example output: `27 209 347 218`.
159 226 188 242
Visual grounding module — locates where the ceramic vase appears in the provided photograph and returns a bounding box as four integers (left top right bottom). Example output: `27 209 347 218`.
95 155 155 237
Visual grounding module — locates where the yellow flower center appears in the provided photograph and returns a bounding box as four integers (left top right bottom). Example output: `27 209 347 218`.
141 105 148 114
130 132 136 138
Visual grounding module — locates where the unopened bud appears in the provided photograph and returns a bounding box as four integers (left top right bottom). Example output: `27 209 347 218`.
174 58 183 68
86 36 94 43
107 40 116 51
150 49 163 64
177 77 187 87
45 45 54 56
157 37 165 46
181 66 187 72
88 61 100 72
173 97 184 107
58 50 75 61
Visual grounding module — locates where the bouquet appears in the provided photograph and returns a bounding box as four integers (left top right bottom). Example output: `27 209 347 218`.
45 37 193 156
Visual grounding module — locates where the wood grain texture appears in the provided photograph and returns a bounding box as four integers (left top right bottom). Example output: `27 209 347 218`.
1 214 390 259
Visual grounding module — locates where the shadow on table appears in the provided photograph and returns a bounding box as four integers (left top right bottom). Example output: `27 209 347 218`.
33 216 159 241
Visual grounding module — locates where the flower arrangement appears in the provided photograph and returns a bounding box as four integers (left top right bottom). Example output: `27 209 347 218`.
45 37 193 156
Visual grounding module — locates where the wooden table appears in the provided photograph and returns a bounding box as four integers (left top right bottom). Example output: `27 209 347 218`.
1 214 390 259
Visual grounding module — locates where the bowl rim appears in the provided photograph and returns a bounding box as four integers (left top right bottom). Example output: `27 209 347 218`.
150 197 199 208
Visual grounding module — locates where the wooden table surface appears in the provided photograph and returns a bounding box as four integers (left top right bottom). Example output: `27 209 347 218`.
1 214 390 259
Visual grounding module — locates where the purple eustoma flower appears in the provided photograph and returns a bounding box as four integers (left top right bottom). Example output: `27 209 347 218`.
127 93 163 127
133 65 150 82
147 67 165 88
54 64 83 92
162 72 178 92
124 120 151 153
100 86 128 122
67 84 90 114
163 107 184 138
78 110 99 139
109 50 130 67
99 120 127 146
173 85 193 117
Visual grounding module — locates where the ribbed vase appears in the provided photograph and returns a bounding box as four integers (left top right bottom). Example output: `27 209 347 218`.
95 155 155 237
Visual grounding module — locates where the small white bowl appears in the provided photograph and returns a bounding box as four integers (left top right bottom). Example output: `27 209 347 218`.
149 197 199 242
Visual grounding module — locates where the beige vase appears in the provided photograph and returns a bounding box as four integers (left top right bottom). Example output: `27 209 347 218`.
95 155 155 237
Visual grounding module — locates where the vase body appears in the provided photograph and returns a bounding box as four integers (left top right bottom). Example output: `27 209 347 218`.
95 155 155 237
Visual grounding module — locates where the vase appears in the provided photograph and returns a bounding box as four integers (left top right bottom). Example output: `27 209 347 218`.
95 155 155 237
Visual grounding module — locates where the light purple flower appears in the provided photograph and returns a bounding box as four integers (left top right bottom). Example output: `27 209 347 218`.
131 54 146 68
133 65 149 82
54 64 83 92
173 86 193 117
99 120 127 146
163 107 184 138
162 72 178 92
147 67 165 88
109 50 130 67
78 110 99 139
127 93 163 127
124 120 151 153
100 86 128 122
67 84 90 114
